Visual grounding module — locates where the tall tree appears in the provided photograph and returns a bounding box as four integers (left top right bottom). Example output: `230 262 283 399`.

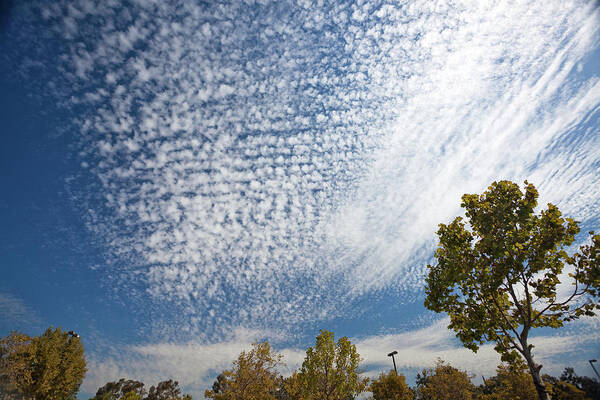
0 327 86 400
424 181 600 400
205 341 282 400
369 370 413 400
297 330 368 400
416 359 475 400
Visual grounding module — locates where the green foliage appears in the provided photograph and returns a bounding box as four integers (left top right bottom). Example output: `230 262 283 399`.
0 331 33 394
369 370 413 400
204 341 282 400
121 392 143 400
297 330 368 400
0 327 86 400
416 359 475 400
278 371 303 400
424 181 599 399
479 359 538 400
92 378 191 400
543 374 588 400
92 378 146 400
147 379 183 400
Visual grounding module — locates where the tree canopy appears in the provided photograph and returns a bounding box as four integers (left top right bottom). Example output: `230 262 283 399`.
369 370 413 400
204 341 282 400
0 327 86 400
297 330 368 400
415 359 475 400
424 180 600 400
92 378 191 400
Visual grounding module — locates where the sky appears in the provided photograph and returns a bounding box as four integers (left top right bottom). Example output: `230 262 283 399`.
0 0 599 398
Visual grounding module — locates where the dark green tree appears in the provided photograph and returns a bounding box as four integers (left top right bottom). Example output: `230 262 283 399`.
424 180 600 400
91 378 146 400
147 380 187 400
92 378 191 400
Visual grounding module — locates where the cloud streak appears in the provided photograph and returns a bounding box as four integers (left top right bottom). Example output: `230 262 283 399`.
83 315 600 398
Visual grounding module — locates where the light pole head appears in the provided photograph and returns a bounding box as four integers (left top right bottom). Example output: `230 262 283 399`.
68 331 80 338
590 359 597 363
387 350 398 357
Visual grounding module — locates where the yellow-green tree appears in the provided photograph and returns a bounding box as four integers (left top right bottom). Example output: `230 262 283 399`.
542 375 588 400
369 370 413 400
205 341 282 400
416 359 475 400
121 392 143 400
424 181 600 400
279 371 303 400
0 327 86 400
297 330 368 400
480 360 538 400
0 331 32 398
556 367 599 399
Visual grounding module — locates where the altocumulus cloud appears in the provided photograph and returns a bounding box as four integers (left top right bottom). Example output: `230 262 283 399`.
17 0 600 395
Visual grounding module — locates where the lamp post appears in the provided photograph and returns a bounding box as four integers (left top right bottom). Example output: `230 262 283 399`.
67 331 80 338
590 359 600 380
387 350 398 374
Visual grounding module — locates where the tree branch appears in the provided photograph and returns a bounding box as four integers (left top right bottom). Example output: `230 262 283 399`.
482 292 523 353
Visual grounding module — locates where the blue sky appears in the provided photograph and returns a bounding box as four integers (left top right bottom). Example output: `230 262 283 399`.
1 0 599 397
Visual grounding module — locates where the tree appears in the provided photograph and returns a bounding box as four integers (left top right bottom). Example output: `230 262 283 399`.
415 359 475 400
297 330 368 400
91 378 146 400
205 341 282 400
542 374 588 400
424 180 600 400
369 370 413 400
0 327 86 400
480 359 538 400
92 379 191 400
120 392 143 400
147 380 190 400
0 331 31 399
278 371 303 400
558 367 599 399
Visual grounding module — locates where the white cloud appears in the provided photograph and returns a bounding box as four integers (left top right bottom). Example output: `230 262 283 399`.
83 327 300 397
30 0 600 343
83 315 600 399
0 292 41 334
355 316 600 379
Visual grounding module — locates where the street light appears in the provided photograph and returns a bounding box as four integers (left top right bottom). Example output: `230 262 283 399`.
590 359 600 380
387 350 398 374
67 331 80 338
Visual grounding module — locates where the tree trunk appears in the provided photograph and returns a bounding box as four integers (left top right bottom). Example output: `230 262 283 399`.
522 348 550 400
